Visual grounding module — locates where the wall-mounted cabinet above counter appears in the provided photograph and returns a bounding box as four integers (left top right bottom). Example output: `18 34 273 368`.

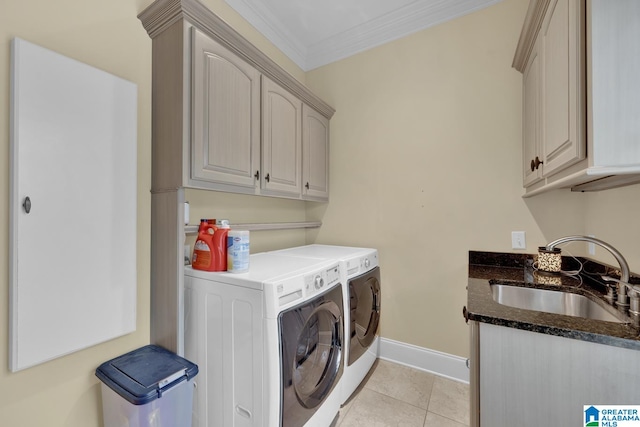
139 0 333 202
513 0 640 197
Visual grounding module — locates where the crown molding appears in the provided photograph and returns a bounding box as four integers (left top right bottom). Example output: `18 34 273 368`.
222 0 309 71
311 0 503 70
512 0 551 72
225 0 503 71
138 0 334 118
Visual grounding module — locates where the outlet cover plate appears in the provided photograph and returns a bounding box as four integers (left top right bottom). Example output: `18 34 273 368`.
511 231 526 250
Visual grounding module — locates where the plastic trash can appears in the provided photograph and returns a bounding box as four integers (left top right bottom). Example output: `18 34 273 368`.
95 345 199 427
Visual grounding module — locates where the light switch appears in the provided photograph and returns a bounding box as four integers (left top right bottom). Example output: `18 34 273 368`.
511 231 526 250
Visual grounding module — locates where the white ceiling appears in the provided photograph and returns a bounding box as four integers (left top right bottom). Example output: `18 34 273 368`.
224 0 503 71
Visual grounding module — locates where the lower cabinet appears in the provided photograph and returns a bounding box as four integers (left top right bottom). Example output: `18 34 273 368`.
471 322 640 427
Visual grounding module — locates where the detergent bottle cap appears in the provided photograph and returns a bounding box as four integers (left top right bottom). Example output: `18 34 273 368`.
197 219 209 232
218 219 230 229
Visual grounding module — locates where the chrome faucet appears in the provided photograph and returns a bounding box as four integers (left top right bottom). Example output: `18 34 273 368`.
545 236 633 310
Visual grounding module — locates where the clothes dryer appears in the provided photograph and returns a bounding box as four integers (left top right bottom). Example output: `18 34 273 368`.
184 253 344 427
271 245 381 405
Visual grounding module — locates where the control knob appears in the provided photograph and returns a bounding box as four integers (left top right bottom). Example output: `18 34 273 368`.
364 258 370 269
314 275 324 290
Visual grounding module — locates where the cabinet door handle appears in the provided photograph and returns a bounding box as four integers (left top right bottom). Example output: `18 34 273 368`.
534 156 543 170
265 173 270 182
23 196 32 214
305 182 310 190
254 170 260 180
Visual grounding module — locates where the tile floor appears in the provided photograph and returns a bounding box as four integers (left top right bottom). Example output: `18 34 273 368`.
334 359 470 427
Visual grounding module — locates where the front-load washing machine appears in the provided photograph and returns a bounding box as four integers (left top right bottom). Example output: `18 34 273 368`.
271 245 381 405
184 253 344 427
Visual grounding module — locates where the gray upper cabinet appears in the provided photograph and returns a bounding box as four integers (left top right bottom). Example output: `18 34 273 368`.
514 0 640 196
191 29 261 192
139 0 334 198
521 37 542 187
515 0 585 190
261 76 303 197
302 104 330 201
538 0 585 178
261 77 330 201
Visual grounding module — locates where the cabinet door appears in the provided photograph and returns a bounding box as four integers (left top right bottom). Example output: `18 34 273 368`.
540 0 585 176
261 76 302 197
302 104 329 201
191 29 260 191
478 322 640 427
522 39 542 187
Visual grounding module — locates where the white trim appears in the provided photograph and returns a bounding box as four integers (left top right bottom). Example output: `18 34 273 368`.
306 0 503 70
225 0 503 71
378 337 469 384
223 0 309 70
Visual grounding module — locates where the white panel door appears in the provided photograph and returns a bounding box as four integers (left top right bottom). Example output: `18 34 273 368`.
9 38 137 371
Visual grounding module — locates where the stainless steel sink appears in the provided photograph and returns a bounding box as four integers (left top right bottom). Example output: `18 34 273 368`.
490 284 629 323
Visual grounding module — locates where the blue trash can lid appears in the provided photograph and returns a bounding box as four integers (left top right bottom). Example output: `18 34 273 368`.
95 345 199 405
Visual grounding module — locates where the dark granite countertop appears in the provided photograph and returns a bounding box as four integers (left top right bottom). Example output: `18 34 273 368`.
466 251 640 351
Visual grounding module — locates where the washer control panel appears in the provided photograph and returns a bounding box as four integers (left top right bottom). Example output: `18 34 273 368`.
267 260 342 317
346 252 379 277
304 263 341 296
360 253 378 271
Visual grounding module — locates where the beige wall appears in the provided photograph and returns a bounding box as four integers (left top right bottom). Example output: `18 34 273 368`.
0 1 152 425
0 0 305 426
305 0 590 357
185 189 309 254
582 185 640 273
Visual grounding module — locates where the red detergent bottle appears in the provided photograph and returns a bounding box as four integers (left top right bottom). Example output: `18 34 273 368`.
211 220 230 271
192 219 217 271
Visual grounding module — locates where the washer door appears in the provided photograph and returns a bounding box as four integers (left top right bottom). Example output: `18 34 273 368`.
280 286 343 426
348 266 381 366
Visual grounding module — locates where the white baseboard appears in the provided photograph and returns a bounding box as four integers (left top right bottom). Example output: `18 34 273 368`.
378 337 469 384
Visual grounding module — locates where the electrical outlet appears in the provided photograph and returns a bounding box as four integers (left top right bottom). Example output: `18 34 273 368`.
511 231 526 250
